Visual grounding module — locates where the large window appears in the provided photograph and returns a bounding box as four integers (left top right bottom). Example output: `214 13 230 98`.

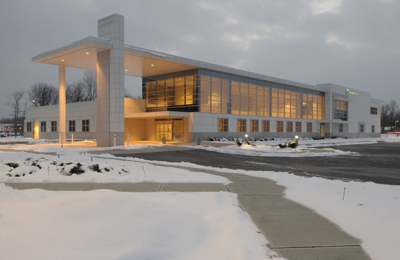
218 118 229 132
262 120 270 132
51 121 57 132
277 121 284 132
334 100 348 121
370 107 377 115
69 120 75 132
286 121 293 132
40 121 46 132
237 119 247 132
27 122 32 132
144 70 197 112
307 122 312 133
295 122 302 133
82 120 90 132
144 69 325 119
250 120 259 132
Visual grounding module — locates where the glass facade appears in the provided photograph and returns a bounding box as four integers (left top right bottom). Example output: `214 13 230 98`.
143 69 325 120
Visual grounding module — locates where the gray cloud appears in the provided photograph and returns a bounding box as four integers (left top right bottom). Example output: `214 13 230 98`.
1 0 399 118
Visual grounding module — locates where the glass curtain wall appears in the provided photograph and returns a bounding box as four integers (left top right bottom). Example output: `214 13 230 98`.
199 70 325 120
143 69 325 120
143 70 198 112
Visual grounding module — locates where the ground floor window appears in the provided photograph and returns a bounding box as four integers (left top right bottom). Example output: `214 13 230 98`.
82 120 90 132
40 121 46 132
339 124 343 133
262 120 270 132
295 122 301 132
277 121 284 132
286 121 293 132
69 120 75 132
237 119 247 132
360 124 364 133
51 121 57 132
371 125 375 133
250 120 259 132
307 122 312 133
27 122 32 132
218 118 229 132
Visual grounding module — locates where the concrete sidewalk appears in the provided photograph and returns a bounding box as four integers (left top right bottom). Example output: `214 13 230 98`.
4 168 371 260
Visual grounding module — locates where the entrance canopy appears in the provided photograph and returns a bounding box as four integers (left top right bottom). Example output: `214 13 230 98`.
32 36 198 78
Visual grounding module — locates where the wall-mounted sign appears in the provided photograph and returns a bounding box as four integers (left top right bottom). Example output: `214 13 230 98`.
346 88 358 96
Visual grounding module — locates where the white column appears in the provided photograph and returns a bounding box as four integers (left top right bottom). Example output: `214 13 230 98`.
59 64 66 144
97 14 125 147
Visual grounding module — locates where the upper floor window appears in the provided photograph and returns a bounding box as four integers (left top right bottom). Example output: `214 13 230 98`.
370 107 377 115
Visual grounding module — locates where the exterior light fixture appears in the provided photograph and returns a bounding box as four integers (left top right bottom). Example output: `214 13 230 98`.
245 134 248 138
86 52 89 54
395 120 399 134
125 69 128 72
295 135 299 139
151 64 154 66
61 59 65 61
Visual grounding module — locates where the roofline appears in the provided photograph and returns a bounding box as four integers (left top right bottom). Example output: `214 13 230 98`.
32 36 112 62
124 45 321 92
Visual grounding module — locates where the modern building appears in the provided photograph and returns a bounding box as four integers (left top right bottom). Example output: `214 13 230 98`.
25 14 382 146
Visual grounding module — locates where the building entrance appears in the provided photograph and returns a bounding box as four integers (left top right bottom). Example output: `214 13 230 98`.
155 118 183 141
320 124 325 138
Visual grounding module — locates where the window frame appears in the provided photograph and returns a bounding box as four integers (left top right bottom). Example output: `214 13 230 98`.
295 122 302 133
68 120 76 132
218 118 229 132
40 121 46 132
306 122 312 133
250 120 259 132
237 119 247 132
262 120 270 132
82 120 90 132
51 121 57 132
277 121 284 132
286 121 293 133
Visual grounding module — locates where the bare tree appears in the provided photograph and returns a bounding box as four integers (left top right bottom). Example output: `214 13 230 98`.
82 71 97 101
381 104 390 127
29 83 58 106
7 90 25 138
387 99 399 127
66 82 86 103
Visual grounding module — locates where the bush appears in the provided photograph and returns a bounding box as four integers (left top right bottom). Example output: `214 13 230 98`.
69 163 85 175
5 162 19 168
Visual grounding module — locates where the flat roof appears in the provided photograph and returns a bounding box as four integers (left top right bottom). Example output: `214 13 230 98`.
33 37 321 92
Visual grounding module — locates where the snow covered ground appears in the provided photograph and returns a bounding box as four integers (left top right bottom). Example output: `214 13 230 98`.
1 136 400 259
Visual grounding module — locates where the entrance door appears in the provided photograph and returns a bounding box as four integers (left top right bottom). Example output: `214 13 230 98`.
155 118 183 141
320 124 325 138
155 121 172 141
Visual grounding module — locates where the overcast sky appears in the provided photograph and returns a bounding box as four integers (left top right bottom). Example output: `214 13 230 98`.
0 0 399 119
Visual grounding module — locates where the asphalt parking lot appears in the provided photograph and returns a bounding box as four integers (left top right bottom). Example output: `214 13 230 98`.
113 142 400 185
